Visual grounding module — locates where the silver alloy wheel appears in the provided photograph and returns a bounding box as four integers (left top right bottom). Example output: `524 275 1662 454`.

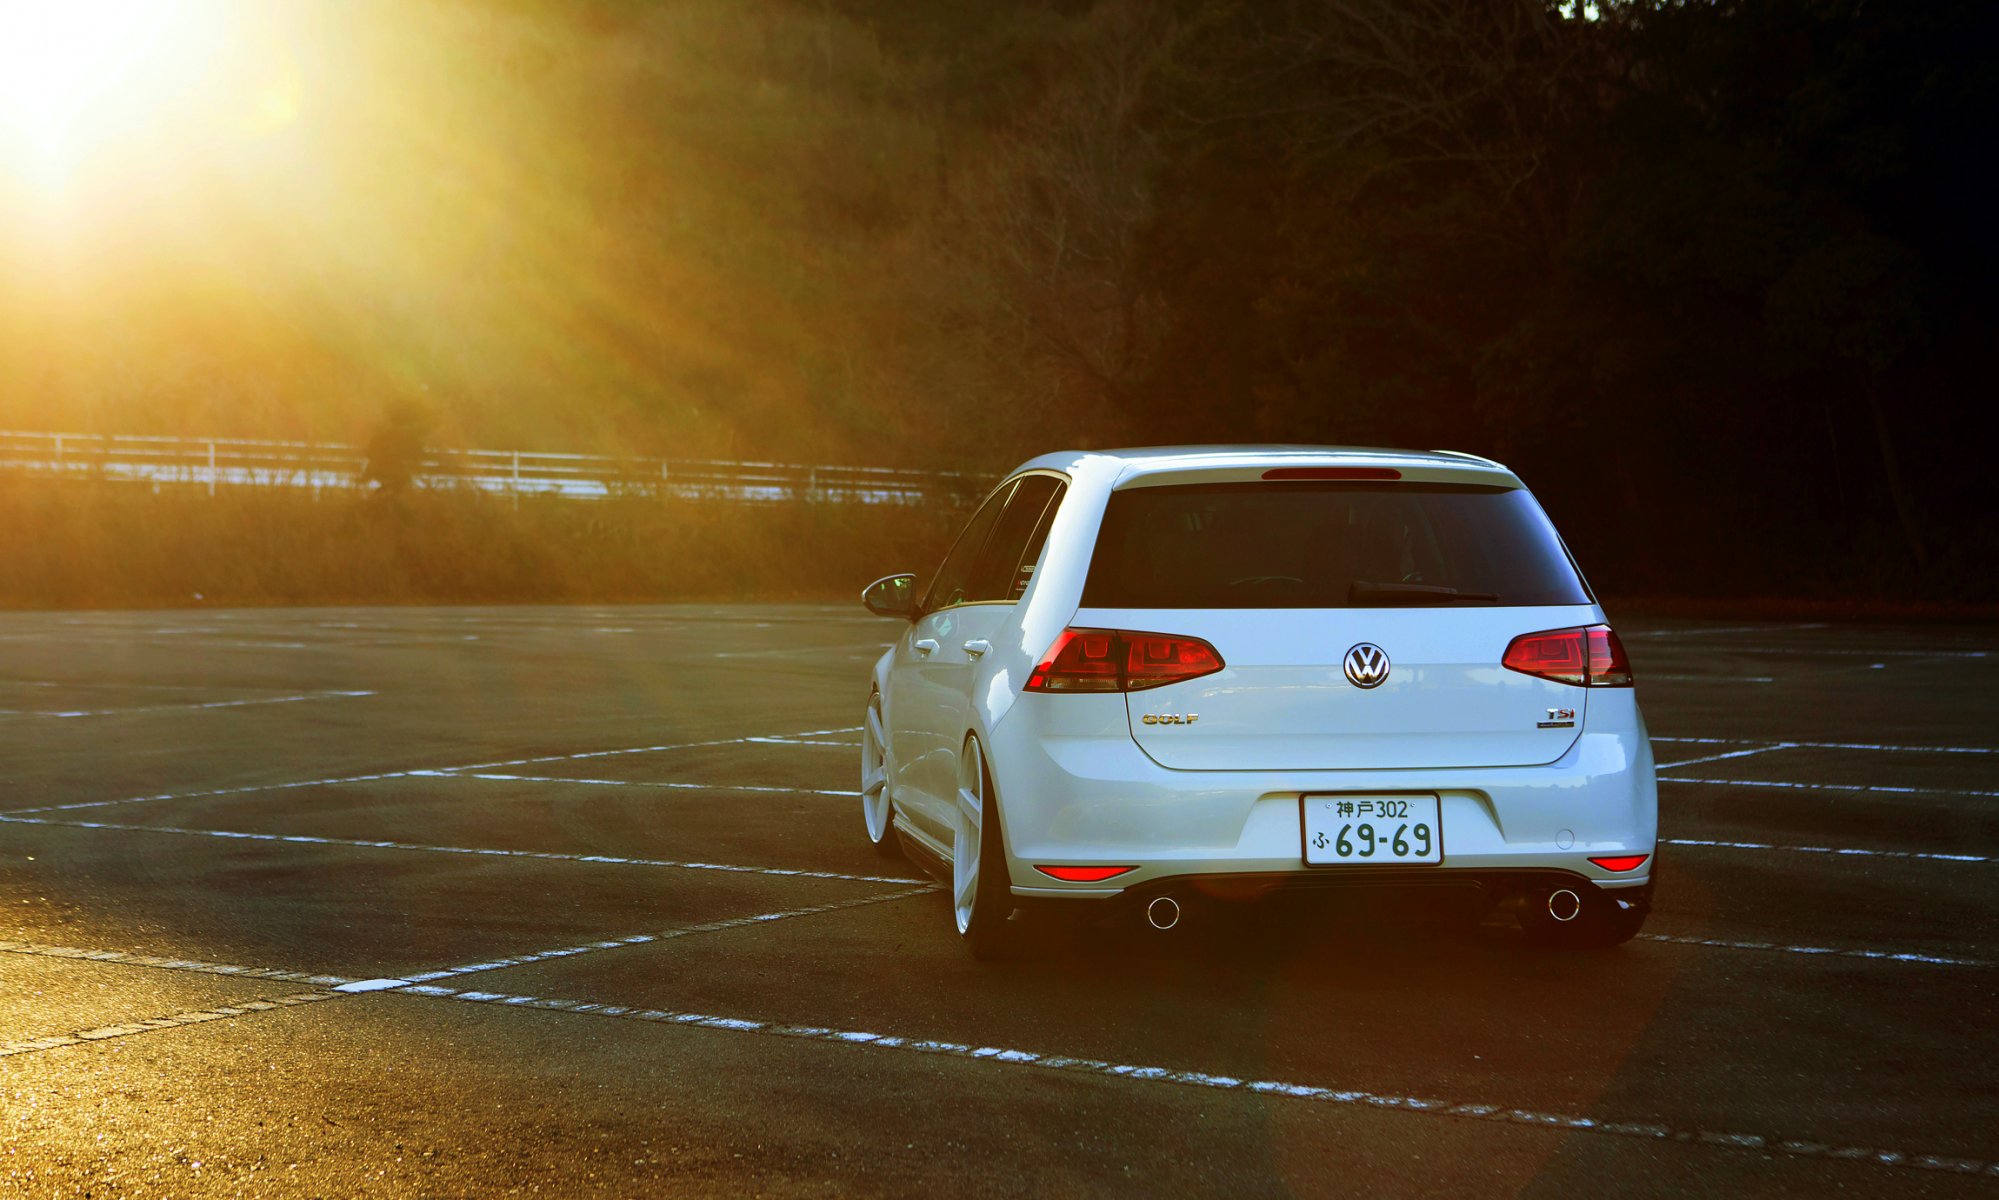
952 736 985 935
861 692 893 846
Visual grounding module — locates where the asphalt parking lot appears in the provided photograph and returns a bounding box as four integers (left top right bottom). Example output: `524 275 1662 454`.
2 604 1995 1197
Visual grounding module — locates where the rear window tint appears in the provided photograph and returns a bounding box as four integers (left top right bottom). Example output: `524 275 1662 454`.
966 476 1065 603
923 481 1012 612
1081 482 1590 609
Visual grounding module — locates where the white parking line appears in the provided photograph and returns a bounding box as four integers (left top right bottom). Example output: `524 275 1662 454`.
0 938 357 987
0 725 868 816
1 771 421 816
1654 744 1793 770
1657 777 1999 800
448 727 863 773
1627 624 1830 638
441 772 858 798
377 984 1994 1178
0 678 321 693
0 991 341 1059
1707 646 1989 659
1652 736 1997 755
1638 932 1989 969
341 886 936 992
0 632 311 650
1661 836 1991 865
0 690 375 720
0 814 926 885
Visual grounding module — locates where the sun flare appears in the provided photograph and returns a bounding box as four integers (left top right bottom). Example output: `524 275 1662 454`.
0 0 232 183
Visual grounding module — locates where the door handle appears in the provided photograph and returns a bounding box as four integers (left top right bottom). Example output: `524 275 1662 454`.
913 638 940 656
962 639 992 658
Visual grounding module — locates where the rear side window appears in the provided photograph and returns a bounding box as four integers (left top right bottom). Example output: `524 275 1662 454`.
923 481 1013 612
1081 482 1590 609
966 476 1065 603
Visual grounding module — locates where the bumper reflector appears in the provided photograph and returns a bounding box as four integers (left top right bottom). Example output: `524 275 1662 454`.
1587 854 1650 872
1035 865 1135 883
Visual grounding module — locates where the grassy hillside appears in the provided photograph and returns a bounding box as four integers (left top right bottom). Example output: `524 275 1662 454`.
0 475 960 608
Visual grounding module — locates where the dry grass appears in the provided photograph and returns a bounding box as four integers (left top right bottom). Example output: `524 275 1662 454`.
0 479 962 609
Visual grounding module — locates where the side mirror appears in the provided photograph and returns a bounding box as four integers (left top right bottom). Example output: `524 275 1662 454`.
861 573 919 619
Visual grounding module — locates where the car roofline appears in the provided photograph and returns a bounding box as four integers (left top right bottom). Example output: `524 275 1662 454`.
1006 445 1522 489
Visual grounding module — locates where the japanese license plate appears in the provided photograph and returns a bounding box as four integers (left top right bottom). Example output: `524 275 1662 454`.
1301 794 1443 866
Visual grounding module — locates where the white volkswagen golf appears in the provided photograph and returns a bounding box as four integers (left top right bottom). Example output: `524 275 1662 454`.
860 446 1656 957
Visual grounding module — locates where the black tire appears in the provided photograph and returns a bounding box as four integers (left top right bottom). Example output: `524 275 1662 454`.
1519 886 1648 950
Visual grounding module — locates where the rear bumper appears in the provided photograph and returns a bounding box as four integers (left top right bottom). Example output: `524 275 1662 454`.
1054 868 1655 922
987 691 1657 899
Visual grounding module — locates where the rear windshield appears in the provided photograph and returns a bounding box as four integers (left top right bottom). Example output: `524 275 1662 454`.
1081 482 1591 609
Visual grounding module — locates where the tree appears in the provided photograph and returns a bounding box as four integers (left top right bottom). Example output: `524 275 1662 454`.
919 1 1177 450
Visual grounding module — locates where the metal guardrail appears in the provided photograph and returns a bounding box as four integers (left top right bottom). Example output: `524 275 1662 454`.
0 430 982 506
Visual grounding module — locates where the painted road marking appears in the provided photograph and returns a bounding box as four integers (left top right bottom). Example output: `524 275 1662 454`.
0 724 867 815
1657 777 1999 800
11 799 1984 879
0 991 340 1059
1652 736 1997 755
1661 836 1990 865
440 726 864 773
0 939 356 987
0 678 333 693
1 771 422 817
441 772 858 797
0 690 375 720
1702 646 1989 660
384 887 935 988
0 632 312 650
1627 625 1830 638
334 977 410 994
377 983 1995 1178
30 722 1982 820
0 814 926 885
1637 932 1988 969
1654 744 1793 770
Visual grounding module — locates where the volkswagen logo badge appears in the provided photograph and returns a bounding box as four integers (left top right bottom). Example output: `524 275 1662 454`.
1343 643 1390 689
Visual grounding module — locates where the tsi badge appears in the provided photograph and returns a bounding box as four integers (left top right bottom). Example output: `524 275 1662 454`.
1539 707 1577 729
1142 713 1199 725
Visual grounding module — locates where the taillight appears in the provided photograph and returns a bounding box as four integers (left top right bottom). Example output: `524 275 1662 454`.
1025 628 1223 693
1586 626 1634 686
1502 624 1633 688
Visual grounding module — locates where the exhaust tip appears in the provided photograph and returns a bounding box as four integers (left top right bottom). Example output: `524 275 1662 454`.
1547 889 1583 923
1145 896 1181 931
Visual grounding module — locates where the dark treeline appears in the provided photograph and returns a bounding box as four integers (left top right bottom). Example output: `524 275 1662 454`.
4 0 1991 605
846 0 1995 602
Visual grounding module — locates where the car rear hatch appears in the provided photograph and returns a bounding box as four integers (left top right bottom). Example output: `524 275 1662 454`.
1074 469 1597 772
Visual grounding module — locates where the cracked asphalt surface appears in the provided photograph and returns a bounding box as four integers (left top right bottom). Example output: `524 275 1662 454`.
2 604 1995 1197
